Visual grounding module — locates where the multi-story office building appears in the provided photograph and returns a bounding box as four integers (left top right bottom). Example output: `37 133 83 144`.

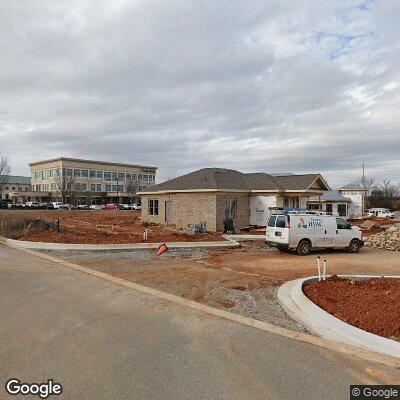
29 157 157 205
0 176 32 203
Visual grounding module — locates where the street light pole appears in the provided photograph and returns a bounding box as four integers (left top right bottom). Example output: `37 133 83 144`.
116 177 119 204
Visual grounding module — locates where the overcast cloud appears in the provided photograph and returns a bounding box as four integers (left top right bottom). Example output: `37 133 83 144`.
0 0 399 187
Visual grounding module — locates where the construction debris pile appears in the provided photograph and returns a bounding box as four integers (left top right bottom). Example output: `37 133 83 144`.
365 226 400 251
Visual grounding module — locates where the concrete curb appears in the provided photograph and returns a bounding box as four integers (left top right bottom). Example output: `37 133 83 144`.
278 275 400 359
4 237 240 251
4 243 399 368
224 234 266 242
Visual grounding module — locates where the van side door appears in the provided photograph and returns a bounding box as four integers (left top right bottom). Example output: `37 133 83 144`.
335 218 352 246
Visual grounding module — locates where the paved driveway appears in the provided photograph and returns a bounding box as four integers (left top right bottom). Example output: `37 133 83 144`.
0 245 399 400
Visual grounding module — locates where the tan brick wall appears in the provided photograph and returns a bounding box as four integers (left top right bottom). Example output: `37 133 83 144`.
216 193 250 232
141 193 218 231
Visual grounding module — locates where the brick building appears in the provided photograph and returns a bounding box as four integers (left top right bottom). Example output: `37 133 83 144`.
0 176 32 203
140 168 330 232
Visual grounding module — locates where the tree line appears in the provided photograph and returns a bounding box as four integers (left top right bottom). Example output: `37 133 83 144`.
359 176 400 210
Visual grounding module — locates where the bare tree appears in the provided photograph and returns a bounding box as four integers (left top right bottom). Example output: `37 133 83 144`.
369 179 399 209
0 155 10 200
54 169 76 204
358 175 375 196
0 154 10 185
126 177 140 204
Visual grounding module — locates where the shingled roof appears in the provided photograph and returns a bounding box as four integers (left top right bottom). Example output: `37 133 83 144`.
142 168 329 193
309 190 352 203
1 175 31 185
340 182 366 191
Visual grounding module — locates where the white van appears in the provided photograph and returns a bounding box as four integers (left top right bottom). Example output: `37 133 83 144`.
367 208 396 219
266 214 364 255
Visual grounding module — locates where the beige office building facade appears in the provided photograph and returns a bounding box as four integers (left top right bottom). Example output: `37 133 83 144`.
29 157 157 205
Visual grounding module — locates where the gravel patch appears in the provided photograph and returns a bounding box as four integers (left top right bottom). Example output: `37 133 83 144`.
39 247 210 262
39 247 306 333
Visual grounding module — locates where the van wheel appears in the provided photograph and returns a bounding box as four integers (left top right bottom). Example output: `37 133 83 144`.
297 240 311 256
348 239 361 253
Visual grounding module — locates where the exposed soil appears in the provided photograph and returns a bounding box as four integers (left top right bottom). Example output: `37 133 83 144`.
41 243 306 332
1 210 224 244
349 217 400 237
304 276 400 340
41 243 400 333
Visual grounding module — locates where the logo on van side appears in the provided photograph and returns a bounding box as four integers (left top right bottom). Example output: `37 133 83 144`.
298 218 307 228
298 217 323 228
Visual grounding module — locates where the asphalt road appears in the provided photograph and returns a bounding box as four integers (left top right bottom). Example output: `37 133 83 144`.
0 245 399 400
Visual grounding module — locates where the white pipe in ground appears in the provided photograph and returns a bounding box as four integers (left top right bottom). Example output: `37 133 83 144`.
323 259 327 280
317 256 321 281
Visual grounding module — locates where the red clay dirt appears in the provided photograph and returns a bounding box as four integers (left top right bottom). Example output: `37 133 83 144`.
4 210 224 244
304 276 400 340
349 217 400 237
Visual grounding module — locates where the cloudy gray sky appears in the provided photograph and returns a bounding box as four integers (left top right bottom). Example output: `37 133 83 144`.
1 0 399 187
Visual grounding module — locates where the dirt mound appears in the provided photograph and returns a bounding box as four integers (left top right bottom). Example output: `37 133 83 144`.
365 227 400 251
304 276 400 339
0 213 51 239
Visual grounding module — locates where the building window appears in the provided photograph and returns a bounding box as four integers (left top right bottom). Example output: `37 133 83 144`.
225 198 237 219
90 170 103 179
74 169 81 177
81 169 89 178
77 196 87 205
91 184 102 192
118 172 125 181
338 204 347 217
75 183 87 191
148 199 159 215
105 184 123 192
104 171 112 181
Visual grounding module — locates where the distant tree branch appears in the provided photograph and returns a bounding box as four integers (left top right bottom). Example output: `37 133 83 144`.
0 154 11 185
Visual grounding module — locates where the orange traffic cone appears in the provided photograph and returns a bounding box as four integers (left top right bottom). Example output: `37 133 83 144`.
156 243 168 256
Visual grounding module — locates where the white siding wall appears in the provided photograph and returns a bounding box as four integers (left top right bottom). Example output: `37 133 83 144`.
340 191 365 218
249 196 277 226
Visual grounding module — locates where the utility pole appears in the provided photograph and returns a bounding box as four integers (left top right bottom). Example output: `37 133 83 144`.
362 162 365 188
116 177 119 204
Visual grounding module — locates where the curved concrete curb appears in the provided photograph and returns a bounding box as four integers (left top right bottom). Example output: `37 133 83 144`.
278 275 400 359
5 237 240 251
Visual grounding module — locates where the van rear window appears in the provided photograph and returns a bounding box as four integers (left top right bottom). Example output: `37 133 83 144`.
276 216 286 228
268 215 277 227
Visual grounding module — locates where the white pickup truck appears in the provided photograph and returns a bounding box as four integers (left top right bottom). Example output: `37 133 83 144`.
367 208 396 219
266 213 364 255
